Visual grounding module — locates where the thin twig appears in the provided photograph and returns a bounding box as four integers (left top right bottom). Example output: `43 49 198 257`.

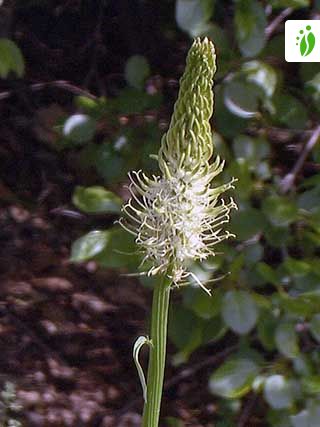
237 393 259 427
265 8 293 39
280 124 320 193
0 80 97 101
164 345 237 390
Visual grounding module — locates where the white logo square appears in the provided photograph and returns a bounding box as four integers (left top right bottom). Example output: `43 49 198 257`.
285 20 320 62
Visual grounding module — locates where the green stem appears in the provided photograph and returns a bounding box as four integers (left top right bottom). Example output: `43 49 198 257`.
142 275 171 427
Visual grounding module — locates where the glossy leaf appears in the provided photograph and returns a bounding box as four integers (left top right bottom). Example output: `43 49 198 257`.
125 55 150 90
222 290 259 335
209 357 260 398
241 60 277 98
71 230 110 262
224 81 260 118
275 322 299 358
175 0 214 36
291 403 320 427
264 375 294 409
63 114 96 144
234 0 266 57
73 186 122 214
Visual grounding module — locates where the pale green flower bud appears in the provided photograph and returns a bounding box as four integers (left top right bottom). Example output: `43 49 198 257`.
120 37 237 293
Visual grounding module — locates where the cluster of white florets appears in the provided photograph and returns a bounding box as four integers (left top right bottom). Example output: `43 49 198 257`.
120 159 236 293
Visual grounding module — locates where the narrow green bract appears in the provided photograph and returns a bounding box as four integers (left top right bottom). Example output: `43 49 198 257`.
120 37 237 292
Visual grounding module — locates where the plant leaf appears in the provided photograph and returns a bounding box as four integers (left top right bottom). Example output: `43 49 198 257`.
222 290 259 335
70 230 110 262
73 186 122 214
209 357 260 398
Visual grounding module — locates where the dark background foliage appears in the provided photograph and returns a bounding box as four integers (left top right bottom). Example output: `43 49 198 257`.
0 1 320 426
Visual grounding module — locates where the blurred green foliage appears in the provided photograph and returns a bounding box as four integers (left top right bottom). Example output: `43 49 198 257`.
0 38 24 78
65 0 320 425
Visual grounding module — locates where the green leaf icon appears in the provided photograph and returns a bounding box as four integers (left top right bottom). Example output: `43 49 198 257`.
299 26 316 57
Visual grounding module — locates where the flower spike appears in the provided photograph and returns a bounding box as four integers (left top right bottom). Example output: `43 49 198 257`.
121 37 237 290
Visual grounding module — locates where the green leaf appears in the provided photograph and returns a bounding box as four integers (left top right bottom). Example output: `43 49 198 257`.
275 323 299 358
234 0 266 57
230 208 266 240
243 243 264 265
214 87 248 138
183 287 223 319
63 114 96 144
95 143 126 183
168 305 202 358
280 292 320 317
72 186 122 214
262 195 298 227
224 80 260 118
270 0 309 8
125 55 150 90
310 314 320 343
283 257 311 278
301 376 320 395
299 63 320 83
209 357 260 398
241 60 277 98
272 94 307 129
298 187 320 213
291 403 320 427
264 375 294 409
200 0 215 21
94 227 140 270
222 290 259 335
264 224 291 248
165 417 184 427
111 88 162 114
200 23 232 59
202 316 227 344
175 0 214 37
257 313 277 351
267 409 292 427
0 38 25 78
233 134 270 165
70 230 110 262
306 73 320 107
256 263 279 285
293 354 314 377
75 95 98 111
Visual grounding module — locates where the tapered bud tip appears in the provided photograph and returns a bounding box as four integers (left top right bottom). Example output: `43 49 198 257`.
188 37 216 74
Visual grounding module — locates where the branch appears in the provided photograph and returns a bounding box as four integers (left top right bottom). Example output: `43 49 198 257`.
237 394 259 427
265 8 293 39
0 80 97 101
164 345 237 391
280 124 320 194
